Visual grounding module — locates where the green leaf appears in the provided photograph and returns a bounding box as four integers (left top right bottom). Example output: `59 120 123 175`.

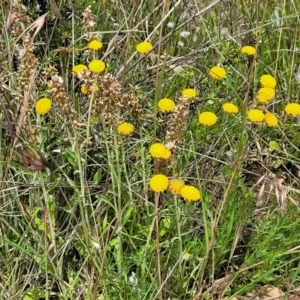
93 168 103 184
160 218 171 237
269 141 281 152
74 240 88 257
35 217 45 231
123 204 135 226
32 206 43 216
33 255 55 275
103 213 108 230
65 148 76 167
271 159 283 169
109 237 118 247
48 195 56 225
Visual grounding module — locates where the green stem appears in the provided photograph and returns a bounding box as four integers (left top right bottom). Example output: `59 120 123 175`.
154 191 162 300
113 133 123 272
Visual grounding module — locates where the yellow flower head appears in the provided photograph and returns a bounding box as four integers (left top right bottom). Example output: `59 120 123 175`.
150 174 169 192
182 252 191 261
158 98 175 112
256 87 275 104
264 112 278 127
260 75 276 88
180 185 201 201
209 66 226 80
241 46 256 56
136 41 153 54
88 40 103 50
72 64 88 77
35 98 52 115
168 179 184 195
182 88 197 99
88 59 105 73
222 103 239 114
149 143 171 159
81 83 99 95
247 109 264 122
285 103 300 116
81 86 88 94
198 112 218 126
117 122 134 136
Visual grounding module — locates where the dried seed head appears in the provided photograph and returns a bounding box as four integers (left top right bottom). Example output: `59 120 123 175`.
82 6 96 34
166 96 191 148
9 0 31 37
87 74 142 125
17 34 39 92
47 69 78 134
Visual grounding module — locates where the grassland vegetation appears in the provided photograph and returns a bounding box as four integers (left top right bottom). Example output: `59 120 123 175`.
1 0 300 299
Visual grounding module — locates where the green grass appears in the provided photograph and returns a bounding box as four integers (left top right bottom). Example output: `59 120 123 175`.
1 0 300 299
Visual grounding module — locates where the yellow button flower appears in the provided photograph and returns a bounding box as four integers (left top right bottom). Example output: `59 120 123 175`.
149 143 171 159
168 179 184 195
88 40 103 50
209 66 226 80
198 112 218 126
260 74 276 88
35 98 52 115
88 59 105 73
180 185 201 201
158 98 175 112
150 174 169 192
256 87 275 104
222 103 239 114
72 64 87 76
182 88 197 99
284 103 300 116
241 46 256 56
117 122 134 136
264 112 278 127
247 109 264 122
136 41 153 54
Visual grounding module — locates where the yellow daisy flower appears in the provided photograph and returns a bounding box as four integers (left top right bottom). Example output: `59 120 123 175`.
136 41 153 54
180 185 201 201
209 66 226 80
158 98 175 112
149 174 169 192
88 40 103 50
168 179 184 195
264 112 278 127
117 122 134 136
88 59 105 73
72 64 87 76
222 103 239 114
247 109 264 122
241 46 256 56
35 98 52 115
149 143 171 159
182 88 197 98
256 87 275 104
260 74 276 88
284 103 300 116
198 112 218 126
